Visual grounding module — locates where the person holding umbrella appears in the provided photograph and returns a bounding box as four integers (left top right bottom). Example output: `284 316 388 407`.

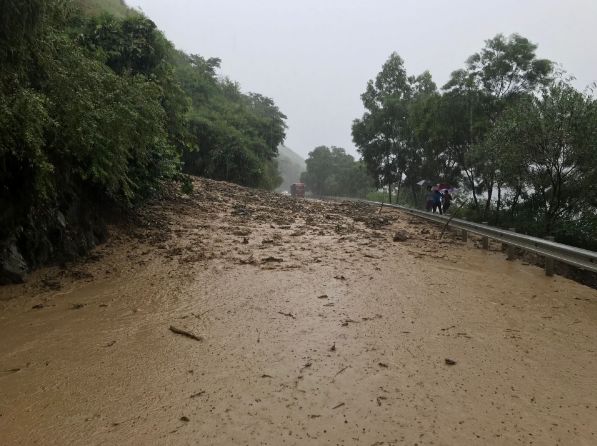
431 186 443 214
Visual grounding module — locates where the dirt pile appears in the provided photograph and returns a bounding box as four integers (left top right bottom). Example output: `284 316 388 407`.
118 177 431 275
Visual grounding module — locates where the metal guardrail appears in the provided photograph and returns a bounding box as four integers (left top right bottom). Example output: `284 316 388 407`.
324 197 597 275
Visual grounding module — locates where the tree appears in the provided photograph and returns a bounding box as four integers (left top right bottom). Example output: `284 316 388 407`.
443 33 553 215
456 33 553 99
488 83 597 237
352 52 413 202
300 146 372 197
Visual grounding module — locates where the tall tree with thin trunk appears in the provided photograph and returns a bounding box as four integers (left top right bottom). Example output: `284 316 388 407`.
352 52 412 203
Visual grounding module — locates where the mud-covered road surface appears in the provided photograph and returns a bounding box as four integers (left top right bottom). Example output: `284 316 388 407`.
1 178 597 445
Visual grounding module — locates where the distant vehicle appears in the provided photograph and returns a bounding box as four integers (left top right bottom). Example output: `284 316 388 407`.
290 182 305 198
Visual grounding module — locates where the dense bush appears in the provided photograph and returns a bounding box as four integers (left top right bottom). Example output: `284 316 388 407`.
0 0 287 280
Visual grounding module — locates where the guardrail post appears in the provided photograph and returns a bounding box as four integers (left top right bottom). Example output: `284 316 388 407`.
461 229 468 243
481 222 490 250
506 228 516 260
545 236 555 276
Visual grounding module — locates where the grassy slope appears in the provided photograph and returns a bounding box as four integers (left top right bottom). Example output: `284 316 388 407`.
75 0 132 17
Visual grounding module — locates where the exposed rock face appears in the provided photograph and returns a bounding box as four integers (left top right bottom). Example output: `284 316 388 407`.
0 200 108 286
0 242 28 284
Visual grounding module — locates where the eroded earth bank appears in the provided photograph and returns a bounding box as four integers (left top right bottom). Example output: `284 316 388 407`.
1 178 596 445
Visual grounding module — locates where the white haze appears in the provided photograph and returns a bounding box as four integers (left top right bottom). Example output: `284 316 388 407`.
126 0 597 158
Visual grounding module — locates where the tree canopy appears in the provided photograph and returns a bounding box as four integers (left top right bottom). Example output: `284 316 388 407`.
300 146 372 198
352 33 596 249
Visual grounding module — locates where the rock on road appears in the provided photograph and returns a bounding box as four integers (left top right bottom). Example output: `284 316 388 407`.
1 178 596 445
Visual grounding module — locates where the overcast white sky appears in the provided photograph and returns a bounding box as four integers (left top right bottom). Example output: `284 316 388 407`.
126 0 597 159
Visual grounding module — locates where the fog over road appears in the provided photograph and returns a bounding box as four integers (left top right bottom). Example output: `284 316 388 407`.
1 178 596 445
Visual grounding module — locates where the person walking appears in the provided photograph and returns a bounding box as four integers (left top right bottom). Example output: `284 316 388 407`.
442 190 452 213
432 187 443 215
425 186 434 211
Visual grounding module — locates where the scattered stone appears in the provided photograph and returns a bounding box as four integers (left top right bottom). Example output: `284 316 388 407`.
40 278 62 290
302 361 312 370
239 255 257 265
231 205 251 217
262 256 283 263
341 319 359 327
393 230 410 242
445 358 457 366
180 416 189 422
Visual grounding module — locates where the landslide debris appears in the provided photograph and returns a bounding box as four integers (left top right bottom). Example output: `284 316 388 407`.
121 176 426 273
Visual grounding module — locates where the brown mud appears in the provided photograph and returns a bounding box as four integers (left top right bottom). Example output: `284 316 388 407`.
1 178 596 445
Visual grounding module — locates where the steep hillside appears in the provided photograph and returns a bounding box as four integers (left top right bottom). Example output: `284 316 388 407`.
276 145 306 192
1 0 287 283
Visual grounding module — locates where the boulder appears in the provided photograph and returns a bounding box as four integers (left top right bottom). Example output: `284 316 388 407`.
0 243 28 284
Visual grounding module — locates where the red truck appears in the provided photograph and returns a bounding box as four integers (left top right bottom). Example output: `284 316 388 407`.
290 183 305 198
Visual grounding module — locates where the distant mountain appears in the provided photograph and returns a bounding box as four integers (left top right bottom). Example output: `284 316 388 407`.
276 145 306 192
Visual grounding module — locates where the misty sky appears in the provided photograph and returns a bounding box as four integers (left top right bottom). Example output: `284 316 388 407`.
126 0 597 159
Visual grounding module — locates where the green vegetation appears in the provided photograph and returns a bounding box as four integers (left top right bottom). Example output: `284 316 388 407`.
300 146 373 198
0 0 286 279
75 0 131 17
352 34 597 249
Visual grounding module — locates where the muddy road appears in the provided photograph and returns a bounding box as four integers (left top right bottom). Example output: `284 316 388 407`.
1 178 597 445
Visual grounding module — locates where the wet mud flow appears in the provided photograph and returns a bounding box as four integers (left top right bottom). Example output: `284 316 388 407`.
1 178 597 445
